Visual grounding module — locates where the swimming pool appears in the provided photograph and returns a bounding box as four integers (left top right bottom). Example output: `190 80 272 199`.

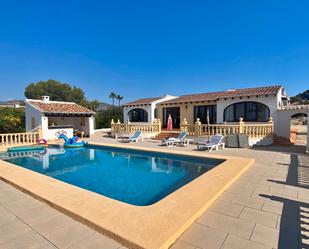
1 145 224 206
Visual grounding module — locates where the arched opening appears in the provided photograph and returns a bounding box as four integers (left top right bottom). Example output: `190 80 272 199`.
224 102 270 122
128 108 148 122
290 113 308 145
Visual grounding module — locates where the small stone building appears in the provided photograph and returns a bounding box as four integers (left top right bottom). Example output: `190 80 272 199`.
25 96 95 140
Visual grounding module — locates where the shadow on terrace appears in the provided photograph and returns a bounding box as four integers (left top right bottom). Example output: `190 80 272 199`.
260 153 309 249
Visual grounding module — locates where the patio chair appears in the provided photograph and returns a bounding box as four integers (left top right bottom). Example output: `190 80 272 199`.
197 134 225 152
161 131 187 147
119 130 142 143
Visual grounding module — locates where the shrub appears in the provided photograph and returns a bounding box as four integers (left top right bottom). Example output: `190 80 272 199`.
0 108 25 133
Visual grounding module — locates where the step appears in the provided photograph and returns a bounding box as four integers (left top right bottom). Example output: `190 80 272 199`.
153 132 180 140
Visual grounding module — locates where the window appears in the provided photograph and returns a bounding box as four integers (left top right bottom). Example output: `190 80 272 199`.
193 105 216 124
154 108 158 119
224 102 270 122
128 108 148 122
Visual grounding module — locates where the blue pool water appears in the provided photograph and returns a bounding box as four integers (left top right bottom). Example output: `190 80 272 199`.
1 145 224 206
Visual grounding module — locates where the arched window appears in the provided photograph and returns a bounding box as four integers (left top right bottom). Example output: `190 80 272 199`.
154 108 158 119
128 108 148 122
224 102 270 122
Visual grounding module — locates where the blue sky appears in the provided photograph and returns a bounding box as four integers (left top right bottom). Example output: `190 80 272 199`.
0 0 308 103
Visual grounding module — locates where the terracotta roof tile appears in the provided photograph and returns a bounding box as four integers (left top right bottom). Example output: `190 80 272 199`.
123 97 162 106
27 100 95 115
160 85 282 104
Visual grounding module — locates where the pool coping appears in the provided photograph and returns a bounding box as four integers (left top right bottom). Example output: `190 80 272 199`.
0 142 254 249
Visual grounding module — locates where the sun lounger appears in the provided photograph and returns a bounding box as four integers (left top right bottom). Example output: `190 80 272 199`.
161 132 187 147
197 134 225 152
119 131 142 143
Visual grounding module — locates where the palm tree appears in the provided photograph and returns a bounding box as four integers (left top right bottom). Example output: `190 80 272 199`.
116 95 124 107
109 92 117 107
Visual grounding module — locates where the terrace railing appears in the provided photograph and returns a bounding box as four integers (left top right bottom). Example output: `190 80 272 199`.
180 117 274 138
0 128 42 147
111 119 161 137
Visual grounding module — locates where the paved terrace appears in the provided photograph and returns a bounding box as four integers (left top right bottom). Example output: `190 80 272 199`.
0 135 308 249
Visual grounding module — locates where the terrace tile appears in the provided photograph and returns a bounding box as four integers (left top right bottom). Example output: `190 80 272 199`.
197 211 255 239
239 207 279 228
208 200 244 217
180 223 228 249
221 234 271 249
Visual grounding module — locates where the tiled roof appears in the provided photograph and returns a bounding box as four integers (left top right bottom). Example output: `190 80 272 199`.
123 97 162 106
27 100 95 115
160 85 282 104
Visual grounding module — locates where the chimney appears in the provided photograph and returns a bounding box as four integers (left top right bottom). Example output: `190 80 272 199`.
42 96 50 103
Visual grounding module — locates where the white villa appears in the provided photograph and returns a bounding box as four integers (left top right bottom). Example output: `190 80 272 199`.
122 85 308 142
25 96 95 140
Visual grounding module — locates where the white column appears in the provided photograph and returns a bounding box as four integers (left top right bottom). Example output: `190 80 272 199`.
41 116 49 139
88 116 95 136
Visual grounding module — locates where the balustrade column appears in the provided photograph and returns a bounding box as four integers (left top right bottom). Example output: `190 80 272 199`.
195 118 201 137
180 118 188 133
239 118 244 134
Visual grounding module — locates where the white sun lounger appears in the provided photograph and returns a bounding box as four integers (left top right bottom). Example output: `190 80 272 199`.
119 130 142 143
162 132 187 147
197 134 225 152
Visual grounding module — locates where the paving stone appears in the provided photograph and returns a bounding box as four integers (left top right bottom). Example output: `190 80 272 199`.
197 211 255 239
239 207 279 228
231 195 264 210
250 224 299 248
250 224 279 247
1 230 51 249
31 211 77 236
209 200 244 217
218 192 235 202
268 186 299 198
180 223 228 249
221 234 271 249
277 215 300 233
165 239 197 249
44 221 96 248
68 231 122 249
2 196 44 215
0 218 32 245
262 200 284 215
16 203 61 225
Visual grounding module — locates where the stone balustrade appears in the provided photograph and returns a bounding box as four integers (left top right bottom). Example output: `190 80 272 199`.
111 119 162 137
180 117 273 138
0 131 41 147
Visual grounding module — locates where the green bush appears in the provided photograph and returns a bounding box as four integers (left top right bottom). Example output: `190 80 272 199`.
95 107 123 128
0 108 25 133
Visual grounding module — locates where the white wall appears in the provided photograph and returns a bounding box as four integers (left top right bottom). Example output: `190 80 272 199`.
45 127 74 141
276 108 308 139
25 102 43 131
123 95 178 124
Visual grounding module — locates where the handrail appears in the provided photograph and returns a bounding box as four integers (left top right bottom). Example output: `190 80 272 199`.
180 117 273 138
111 119 162 136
